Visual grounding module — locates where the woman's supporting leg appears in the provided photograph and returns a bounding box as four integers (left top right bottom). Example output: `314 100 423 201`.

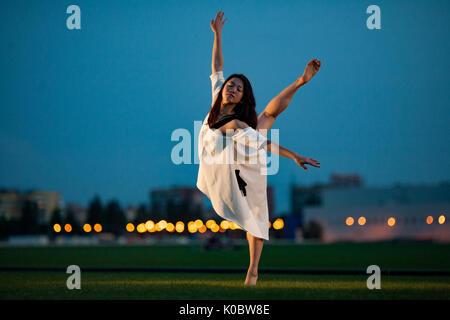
244 232 264 286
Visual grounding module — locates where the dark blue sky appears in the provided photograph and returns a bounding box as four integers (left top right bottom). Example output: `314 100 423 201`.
1 0 449 214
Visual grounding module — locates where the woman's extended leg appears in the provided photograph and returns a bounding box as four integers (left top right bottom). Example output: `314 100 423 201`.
244 232 264 286
256 59 321 133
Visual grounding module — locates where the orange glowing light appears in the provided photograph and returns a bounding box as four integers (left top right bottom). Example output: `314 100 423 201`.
358 217 366 226
188 221 197 233
268 221 271 228
166 223 175 232
206 220 216 229
211 224 220 233
53 224 61 233
137 223 146 233
175 221 185 233
273 218 284 230
426 216 433 225
387 217 396 227
145 220 155 231
220 220 230 230
83 224 92 232
94 224 102 232
126 223 135 232
158 220 168 230
438 215 445 224
195 219 204 229
199 225 207 233
64 224 72 232
345 217 354 226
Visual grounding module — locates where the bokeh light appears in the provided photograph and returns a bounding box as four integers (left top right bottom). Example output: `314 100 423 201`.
175 221 185 233
83 224 92 232
273 218 284 230
220 220 230 230
64 224 72 232
426 216 433 225
166 223 175 232
206 220 216 229
145 220 155 231
158 220 168 230
53 224 61 233
188 221 197 233
94 223 102 232
358 217 366 226
438 215 445 224
137 223 146 233
199 225 207 233
211 224 220 233
195 219 203 229
345 217 354 226
126 223 135 232
387 217 396 227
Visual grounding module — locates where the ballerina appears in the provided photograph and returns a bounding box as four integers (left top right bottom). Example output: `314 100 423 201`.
197 11 321 286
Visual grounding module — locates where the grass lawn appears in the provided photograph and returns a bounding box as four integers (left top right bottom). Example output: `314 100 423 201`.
0 241 449 300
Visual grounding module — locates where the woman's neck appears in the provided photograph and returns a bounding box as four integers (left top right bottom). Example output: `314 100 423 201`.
220 102 236 115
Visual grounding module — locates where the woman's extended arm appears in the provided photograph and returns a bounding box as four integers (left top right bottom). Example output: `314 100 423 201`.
264 139 321 171
210 11 226 73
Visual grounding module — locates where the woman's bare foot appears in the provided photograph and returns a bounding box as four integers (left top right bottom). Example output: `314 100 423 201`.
244 271 258 286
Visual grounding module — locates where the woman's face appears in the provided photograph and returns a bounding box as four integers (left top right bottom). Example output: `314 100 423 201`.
222 77 244 105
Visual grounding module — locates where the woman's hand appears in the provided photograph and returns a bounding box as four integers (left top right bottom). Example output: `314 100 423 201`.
210 11 227 34
292 153 321 171
299 59 322 85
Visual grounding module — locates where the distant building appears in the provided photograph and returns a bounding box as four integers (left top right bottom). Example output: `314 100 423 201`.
124 205 139 222
330 172 363 187
0 190 22 220
150 186 204 222
65 202 87 225
301 180 450 242
0 189 63 224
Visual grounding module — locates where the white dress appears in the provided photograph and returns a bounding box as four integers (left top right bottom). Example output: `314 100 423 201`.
196 71 270 240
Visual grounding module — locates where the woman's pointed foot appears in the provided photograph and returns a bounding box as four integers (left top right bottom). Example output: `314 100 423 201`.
244 271 258 286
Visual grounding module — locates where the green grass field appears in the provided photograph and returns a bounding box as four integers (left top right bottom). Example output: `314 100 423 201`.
0 241 449 300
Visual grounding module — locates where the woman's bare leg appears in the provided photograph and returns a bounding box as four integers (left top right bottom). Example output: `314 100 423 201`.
244 232 264 286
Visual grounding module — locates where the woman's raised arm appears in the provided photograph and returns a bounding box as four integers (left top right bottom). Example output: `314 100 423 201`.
210 11 226 73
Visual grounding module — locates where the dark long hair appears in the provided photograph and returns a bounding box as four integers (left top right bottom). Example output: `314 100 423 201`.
207 73 258 129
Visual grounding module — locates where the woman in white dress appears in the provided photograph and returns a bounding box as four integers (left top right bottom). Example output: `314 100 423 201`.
198 11 321 286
